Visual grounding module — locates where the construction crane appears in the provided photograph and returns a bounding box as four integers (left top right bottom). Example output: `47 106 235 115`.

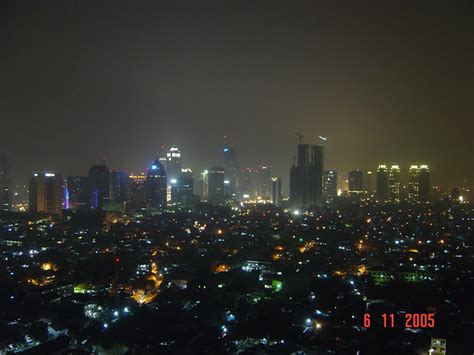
295 132 304 144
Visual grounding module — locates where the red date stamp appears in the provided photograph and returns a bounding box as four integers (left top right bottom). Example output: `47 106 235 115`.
363 313 435 328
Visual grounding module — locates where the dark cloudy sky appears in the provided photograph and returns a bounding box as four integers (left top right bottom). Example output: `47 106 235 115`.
2 0 473 190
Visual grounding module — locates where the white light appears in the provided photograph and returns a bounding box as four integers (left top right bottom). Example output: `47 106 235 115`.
170 178 178 184
293 210 300 216
113 311 119 317
124 307 129 313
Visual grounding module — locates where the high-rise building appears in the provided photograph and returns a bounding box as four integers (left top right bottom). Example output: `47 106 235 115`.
323 170 337 201
258 165 272 200
198 170 209 200
376 165 389 201
29 172 63 217
408 164 430 202
0 153 13 211
88 162 110 209
166 146 182 184
66 176 89 209
110 171 129 203
171 168 194 205
348 170 363 192
128 172 147 210
208 166 224 205
388 165 401 202
241 168 259 201
289 142 323 208
145 159 167 210
223 141 239 198
419 165 430 201
364 170 374 193
271 177 282 207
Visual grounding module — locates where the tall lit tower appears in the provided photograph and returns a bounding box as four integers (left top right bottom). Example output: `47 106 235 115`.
208 166 225 205
419 165 430 201
408 164 430 202
146 159 167 210
166 146 182 184
289 136 324 209
29 172 63 217
323 170 337 201
0 153 13 211
88 161 110 209
388 165 401 202
271 177 282 206
376 165 389 201
348 170 363 192
223 137 239 198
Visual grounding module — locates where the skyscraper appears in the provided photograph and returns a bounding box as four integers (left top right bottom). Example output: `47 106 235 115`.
0 153 13 211
145 159 167 210
110 171 129 203
388 165 401 202
166 146 182 184
208 166 225 205
29 172 63 217
419 165 430 202
364 170 374 193
223 141 239 198
408 164 430 202
88 162 110 209
258 165 272 200
271 177 282 207
376 165 389 201
289 142 323 208
240 168 259 201
348 170 363 192
128 172 147 210
171 168 194 205
323 170 337 201
66 176 89 210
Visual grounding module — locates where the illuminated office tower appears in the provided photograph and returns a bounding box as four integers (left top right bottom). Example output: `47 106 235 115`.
110 171 129 203
223 141 239 198
376 165 389 201
408 165 420 201
241 168 259 201
409 164 430 202
258 165 272 200
289 141 324 208
364 170 373 193
0 153 13 211
88 162 110 209
348 170 363 192
166 145 182 184
66 176 89 209
145 159 167 210
198 170 209 200
208 166 225 205
388 165 401 202
29 172 63 217
419 165 430 201
271 177 282 206
170 168 194 205
128 172 146 209
322 170 337 201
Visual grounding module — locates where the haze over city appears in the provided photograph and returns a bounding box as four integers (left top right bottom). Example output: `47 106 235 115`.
2 0 473 189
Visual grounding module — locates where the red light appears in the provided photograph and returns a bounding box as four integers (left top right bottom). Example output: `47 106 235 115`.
115 257 120 263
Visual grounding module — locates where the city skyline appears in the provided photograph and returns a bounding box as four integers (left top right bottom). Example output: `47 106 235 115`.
2 0 473 189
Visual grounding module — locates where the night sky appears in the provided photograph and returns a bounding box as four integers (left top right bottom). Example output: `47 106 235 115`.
2 0 473 190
